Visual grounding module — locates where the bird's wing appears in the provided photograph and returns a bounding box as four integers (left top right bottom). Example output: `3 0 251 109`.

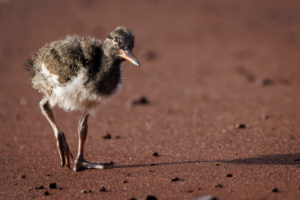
38 36 102 84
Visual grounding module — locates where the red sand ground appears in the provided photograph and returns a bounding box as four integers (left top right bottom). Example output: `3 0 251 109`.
1 0 300 199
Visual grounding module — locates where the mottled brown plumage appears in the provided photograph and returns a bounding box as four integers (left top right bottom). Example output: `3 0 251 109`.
25 26 140 171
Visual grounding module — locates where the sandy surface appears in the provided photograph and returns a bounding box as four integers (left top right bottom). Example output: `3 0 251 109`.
1 0 300 199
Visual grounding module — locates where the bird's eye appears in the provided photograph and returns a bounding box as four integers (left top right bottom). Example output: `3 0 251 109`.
113 37 120 43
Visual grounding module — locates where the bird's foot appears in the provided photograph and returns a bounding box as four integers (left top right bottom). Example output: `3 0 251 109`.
73 157 114 171
57 131 73 168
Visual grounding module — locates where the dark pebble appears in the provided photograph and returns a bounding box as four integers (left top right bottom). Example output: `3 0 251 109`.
261 78 273 86
152 152 159 157
132 96 149 105
44 191 50 196
81 190 92 193
145 50 156 61
36 186 44 190
99 186 106 192
294 159 300 162
21 174 26 179
115 135 121 139
215 184 223 188
123 180 128 184
171 177 183 182
236 123 246 129
226 173 233 177
146 195 158 200
198 187 202 190
187 190 194 193
129 198 137 200
49 182 57 189
103 133 112 139
272 188 279 193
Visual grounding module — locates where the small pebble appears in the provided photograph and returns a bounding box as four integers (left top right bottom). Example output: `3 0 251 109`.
132 96 149 105
99 186 106 192
21 174 26 179
129 198 137 200
49 182 57 189
36 186 44 190
44 191 50 196
272 188 279 193
261 78 273 86
294 159 300 162
226 173 233 177
152 152 160 157
187 190 194 193
171 177 183 182
103 133 112 139
215 184 223 188
146 195 158 200
123 180 128 184
236 123 246 129
192 195 219 200
115 135 121 139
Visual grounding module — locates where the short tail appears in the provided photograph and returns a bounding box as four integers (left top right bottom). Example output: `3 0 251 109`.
23 58 34 71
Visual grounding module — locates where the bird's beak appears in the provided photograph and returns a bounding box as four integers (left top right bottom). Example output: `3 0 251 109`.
119 49 140 67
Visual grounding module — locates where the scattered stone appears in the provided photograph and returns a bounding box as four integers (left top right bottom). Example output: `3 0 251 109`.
44 191 50 196
123 180 128 184
146 195 158 200
115 135 121 139
191 195 219 200
236 123 246 129
132 96 149 106
215 184 223 188
99 186 107 192
49 182 57 189
35 186 44 190
187 190 194 193
198 187 202 191
81 190 92 194
226 173 233 177
21 174 26 179
152 152 160 157
45 173 51 177
215 163 220 166
294 159 300 162
171 177 184 182
103 133 112 139
261 78 273 86
272 187 279 193
129 198 137 200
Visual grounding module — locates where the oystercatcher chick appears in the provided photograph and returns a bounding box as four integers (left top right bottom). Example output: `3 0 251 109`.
24 26 140 171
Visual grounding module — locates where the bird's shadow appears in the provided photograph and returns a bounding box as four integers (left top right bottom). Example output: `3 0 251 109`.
110 153 300 169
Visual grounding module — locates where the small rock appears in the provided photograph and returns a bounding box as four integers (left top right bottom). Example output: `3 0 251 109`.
294 159 300 162
103 133 112 139
187 190 194 193
129 198 137 200
198 187 202 190
132 96 149 106
123 180 128 184
261 78 273 86
272 188 279 193
152 152 160 157
49 182 57 189
226 173 233 177
191 195 219 200
21 174 26 179
215 184 223 188
146 195 158 200
99 186 106 192
115 135 121 139
45 173 51 177
171 177 184 182
145 50 157 61
36 186 44 190
44 191 50 196
236 123 246 129
81 190 92 193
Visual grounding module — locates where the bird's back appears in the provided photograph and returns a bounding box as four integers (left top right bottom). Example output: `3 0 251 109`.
33 35 102 84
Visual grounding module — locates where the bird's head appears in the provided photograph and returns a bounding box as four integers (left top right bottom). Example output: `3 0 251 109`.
103 26 140 67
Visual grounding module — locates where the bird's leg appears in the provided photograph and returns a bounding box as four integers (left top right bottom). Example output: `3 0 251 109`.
39 98 73 168
74 112 113 171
